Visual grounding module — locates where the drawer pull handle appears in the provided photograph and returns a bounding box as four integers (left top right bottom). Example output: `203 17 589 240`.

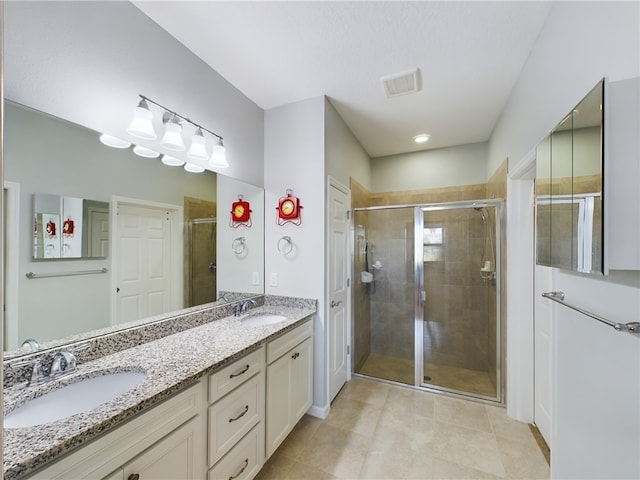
229 458 249 480
291 352 300 360
229 364 250 378
229 405 249 422
128 474 140 480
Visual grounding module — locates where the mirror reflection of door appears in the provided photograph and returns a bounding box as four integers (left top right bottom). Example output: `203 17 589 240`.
114 202 179 324
86 203 110 258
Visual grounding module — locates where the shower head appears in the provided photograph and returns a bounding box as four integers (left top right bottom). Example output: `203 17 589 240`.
474 207 486 224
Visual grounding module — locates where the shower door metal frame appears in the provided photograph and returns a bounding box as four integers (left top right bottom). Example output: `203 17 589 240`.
416 199 504 403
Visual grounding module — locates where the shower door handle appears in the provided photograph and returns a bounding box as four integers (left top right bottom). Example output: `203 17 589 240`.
330 300 343 308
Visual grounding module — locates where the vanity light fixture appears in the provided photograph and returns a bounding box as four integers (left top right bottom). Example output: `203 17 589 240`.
413 133 430 144
133 145 160 158
161 155 185 167
126 94 227 171
99 134 131 149
126 98 156 140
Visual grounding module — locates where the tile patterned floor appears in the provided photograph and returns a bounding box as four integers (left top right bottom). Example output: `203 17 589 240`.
255 377 549 480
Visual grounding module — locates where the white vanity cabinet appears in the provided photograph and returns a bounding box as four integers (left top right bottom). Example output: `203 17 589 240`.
207 346 266 480
27 380 206 480
265 320 313 458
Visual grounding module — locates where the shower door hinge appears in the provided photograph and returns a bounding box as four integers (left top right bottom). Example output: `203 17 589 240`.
346 210 351 220
347 345 350 355
347 278 350 287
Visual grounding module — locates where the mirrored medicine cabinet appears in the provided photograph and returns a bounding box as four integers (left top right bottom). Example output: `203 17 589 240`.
535 79 604 274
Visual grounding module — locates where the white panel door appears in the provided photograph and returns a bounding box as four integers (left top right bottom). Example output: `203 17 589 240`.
328 179 349 401
116 204 172 324
534 264 553 445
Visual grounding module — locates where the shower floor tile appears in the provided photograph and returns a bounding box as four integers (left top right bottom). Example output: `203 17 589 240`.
356 353 496 398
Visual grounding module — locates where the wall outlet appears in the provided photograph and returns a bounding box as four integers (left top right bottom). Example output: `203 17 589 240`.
269 272 278 287
252 272 259 285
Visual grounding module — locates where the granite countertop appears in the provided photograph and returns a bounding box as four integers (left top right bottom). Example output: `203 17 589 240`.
3 304 315 479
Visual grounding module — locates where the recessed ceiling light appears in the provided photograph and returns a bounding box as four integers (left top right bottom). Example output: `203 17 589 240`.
413 134 430 144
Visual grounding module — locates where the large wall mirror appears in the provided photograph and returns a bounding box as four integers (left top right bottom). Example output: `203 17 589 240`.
535 79 604 274
3 3 265 356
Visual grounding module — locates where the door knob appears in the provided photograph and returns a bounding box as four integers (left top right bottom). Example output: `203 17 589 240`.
330 300 343 308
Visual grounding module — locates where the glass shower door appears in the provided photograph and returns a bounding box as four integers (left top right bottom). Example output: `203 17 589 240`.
419 203 501 401
352 207 416 385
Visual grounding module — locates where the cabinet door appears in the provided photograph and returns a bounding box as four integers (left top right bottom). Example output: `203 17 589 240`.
265 337 314 458
290 337 313 422
123 416 204 480
266 350 293 458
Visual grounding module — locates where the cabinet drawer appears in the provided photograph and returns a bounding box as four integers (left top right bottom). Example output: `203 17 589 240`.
208 371 265 466
208 423 264 480
209 346 265 403
267 319 313 364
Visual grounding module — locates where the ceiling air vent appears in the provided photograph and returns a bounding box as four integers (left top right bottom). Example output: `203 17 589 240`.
381 68 421 98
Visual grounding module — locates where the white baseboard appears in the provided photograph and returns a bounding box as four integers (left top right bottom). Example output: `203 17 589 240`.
306 403 330 419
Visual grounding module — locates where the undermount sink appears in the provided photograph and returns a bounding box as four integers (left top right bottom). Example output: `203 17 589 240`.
4 370 146 429
240 314 287 327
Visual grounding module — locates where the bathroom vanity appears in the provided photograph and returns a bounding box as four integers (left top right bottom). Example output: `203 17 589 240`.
2 297 316 480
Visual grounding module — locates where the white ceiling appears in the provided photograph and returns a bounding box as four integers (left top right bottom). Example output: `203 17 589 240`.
132 1 553 159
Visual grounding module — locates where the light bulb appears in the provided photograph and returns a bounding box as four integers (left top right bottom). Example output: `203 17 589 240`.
126 99 156 140
160 115 185 151
184 162 205 173
161 155 185 167
133 145 160 158
99 134 131 149
208 138 228 168
187 128 209 161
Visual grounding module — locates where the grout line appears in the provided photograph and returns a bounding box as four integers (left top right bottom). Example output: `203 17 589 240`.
529 424 551 466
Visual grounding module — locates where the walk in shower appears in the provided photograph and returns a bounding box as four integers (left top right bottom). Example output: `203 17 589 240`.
187 217 217 307
352 200 503 402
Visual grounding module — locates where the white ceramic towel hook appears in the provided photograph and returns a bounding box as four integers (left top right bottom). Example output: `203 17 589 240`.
232 236 246 255
277 236 293 255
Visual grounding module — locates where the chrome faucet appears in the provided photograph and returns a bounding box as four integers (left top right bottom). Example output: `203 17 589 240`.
234 298 257 316
241 298 257 313
11 344 88 386
50 349 77 377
